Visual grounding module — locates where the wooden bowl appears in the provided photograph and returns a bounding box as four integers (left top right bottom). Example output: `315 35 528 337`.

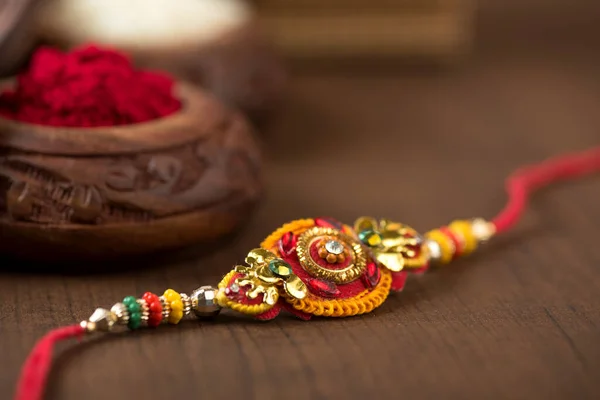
0 81 262 262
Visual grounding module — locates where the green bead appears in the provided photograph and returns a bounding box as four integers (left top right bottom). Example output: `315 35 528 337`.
130 301 141 314
123 296 137 306
128 311 142 330
269 259 293 277
123 296 142 329
124 297 141 313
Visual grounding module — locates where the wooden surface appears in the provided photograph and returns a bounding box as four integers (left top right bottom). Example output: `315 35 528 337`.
2 1 600 398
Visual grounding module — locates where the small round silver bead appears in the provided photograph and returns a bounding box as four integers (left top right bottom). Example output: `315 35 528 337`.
425 239 442 262
191 286 221 318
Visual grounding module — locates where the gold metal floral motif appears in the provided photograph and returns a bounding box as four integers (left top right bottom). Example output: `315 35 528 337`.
296 227 367 284
234 248 307 306
354 217 423 272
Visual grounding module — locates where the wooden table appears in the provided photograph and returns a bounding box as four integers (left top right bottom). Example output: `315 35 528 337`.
2 2 600 399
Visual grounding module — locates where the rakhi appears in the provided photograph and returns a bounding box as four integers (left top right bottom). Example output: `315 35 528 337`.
14 146 600 400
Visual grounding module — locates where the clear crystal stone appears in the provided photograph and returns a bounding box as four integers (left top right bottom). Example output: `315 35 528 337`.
325 240 344 255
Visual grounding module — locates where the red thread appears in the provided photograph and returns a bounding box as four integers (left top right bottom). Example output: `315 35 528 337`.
0 45 181 127
492 146 600 234
14 324 85 400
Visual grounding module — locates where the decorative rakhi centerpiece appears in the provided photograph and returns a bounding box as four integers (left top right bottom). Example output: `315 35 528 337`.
215 216 446 320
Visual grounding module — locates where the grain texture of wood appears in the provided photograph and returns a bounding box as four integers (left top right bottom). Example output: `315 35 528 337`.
2 0 600 398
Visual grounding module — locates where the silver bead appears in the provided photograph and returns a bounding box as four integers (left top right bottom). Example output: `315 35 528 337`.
191 286 221 318
471 218 495 242
425 239 442 262
111 302 129 325
88 308 117 332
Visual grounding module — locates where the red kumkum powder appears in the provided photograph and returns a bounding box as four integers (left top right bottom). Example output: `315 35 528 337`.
0 45 181 127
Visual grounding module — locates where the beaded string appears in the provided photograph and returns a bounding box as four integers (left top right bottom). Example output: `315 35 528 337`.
14 146 600 400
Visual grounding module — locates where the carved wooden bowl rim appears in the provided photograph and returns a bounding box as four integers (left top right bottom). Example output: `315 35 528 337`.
0 80 227 156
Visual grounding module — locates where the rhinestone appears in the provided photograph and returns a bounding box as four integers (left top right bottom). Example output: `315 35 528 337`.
268 259 293 277
230 283 240 293
307 278 340 298
362 262 381 288
325 240 344 255
279 232 297 256
425 239 442 261
358 230 382 247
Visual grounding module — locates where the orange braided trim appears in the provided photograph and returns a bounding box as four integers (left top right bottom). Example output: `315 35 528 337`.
260 218 316 251
216 270 275 316
285 268 392 317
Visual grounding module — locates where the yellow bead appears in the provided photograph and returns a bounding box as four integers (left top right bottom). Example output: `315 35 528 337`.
170 300 183 312
449 220 478 255
163 289 181 302
425 230 454 264
169 309 184 324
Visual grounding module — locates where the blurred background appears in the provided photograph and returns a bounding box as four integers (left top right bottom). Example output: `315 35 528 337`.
2 0 600 92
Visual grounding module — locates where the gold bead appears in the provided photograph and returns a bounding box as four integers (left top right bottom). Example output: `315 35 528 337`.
80 320 96 333
318 247 328 258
